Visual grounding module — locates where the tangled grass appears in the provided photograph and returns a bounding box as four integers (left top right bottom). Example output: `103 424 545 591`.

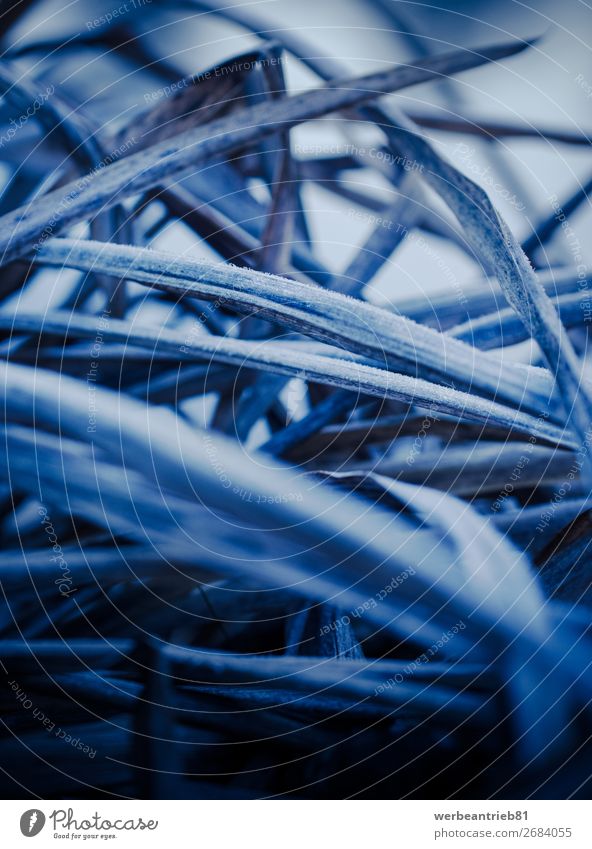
0 0 591 800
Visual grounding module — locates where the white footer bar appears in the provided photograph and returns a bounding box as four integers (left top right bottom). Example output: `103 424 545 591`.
1 800 590 848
